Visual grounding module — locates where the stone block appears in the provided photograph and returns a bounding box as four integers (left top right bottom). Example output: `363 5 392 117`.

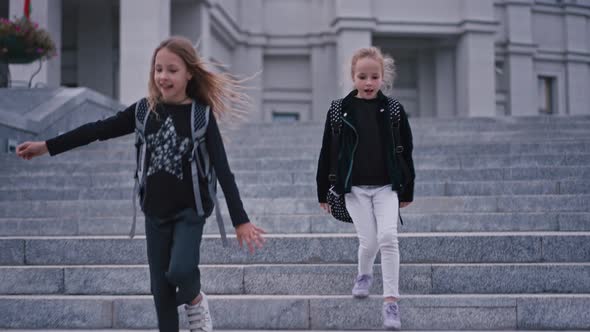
0 268 63 294
0 297 112 328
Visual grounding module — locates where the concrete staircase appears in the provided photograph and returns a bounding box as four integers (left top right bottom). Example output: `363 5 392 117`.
0 116 589 330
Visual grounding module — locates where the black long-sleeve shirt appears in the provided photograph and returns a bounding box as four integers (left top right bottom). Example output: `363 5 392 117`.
46 102 249 227
349 97 390 186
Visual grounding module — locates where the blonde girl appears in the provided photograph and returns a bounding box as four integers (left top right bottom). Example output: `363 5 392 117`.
316 46 415 330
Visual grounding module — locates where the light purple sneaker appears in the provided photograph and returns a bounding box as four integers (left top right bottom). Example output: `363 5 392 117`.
383 301 401 330
352 274 373 298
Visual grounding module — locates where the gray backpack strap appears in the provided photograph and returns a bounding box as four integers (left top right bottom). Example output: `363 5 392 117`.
190 102 228 247
189 102 206 218
199 137 228 248
130 98 150 239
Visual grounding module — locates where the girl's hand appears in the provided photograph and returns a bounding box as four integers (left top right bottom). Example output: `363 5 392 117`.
236 222 266 254
16 141 48 160
320 203 331 214
400 202 411 208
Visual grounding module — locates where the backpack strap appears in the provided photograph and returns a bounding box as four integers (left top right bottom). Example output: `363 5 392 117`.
189 102 208 217
386 97 403 153
189 102 228 247
386 97 406 225
130 98 150 238
328 98 344 187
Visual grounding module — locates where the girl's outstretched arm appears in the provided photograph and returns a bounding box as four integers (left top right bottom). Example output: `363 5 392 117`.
17 104 136 159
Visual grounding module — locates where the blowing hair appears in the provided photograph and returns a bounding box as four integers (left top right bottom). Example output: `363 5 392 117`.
147 36 251 121
350 46 396 94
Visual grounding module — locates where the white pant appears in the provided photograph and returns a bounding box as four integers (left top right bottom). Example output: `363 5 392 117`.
345 185 400 298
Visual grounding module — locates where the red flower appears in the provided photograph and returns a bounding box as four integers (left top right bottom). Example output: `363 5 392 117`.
24 0 31 19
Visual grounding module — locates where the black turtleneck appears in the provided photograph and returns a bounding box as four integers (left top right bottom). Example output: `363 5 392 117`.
349 97 390 186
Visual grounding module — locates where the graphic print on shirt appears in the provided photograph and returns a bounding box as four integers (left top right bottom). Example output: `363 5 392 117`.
146 116 191 180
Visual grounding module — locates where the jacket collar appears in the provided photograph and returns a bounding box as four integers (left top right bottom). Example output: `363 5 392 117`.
342 89 388 108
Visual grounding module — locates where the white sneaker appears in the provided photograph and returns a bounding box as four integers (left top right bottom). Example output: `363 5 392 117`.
185 292 213 332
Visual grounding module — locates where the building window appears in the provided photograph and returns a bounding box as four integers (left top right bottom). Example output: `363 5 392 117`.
538 76 556 114
272 112 299 122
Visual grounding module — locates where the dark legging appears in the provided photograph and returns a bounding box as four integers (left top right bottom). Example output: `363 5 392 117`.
145 208 205 332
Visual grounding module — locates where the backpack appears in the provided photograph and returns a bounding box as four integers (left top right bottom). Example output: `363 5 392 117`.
129 98 228 247
326 96 407 224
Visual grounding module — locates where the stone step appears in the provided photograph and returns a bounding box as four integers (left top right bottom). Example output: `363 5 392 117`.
0 330 579 332
2 173 589 196
235 119 590 128
1 212 589 237
20 118 590 133
203 133 590 146
0 294 588 330
1 232 588 265
1 181 589 201
232 142 590 157
1 195 588 220
3 150 589 169
3 140 590 161
0 263 588 296
227 134 590 147
1 166 589 183
38 118 590 133
236 117 590 126
3 152 590 170
5 131 590 154
237 116 590 125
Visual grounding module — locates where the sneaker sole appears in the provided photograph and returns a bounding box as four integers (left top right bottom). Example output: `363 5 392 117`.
384 325 401 331
383 322 401 330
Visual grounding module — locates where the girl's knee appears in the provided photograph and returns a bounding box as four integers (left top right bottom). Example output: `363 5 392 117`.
377 232 399 249
166 265 196 285
358 237 379 253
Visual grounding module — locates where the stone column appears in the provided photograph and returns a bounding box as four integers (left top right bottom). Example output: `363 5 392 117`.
171 1 201 47
231 0 264 122
119 0 170 104
197 2 211 61
417 50 435 117
564 4 590 115
334 0 373 96
233 45 263 122
9 0 62 87
336 30 372 96
455 0 496 117
504 0 536 116
311 45 337 122
435 46 456 117
455 31 495 117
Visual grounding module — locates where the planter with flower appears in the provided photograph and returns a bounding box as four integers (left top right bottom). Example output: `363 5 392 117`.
0 16 57 64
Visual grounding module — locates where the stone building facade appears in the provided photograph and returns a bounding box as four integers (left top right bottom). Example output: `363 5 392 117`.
4 0 590 120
